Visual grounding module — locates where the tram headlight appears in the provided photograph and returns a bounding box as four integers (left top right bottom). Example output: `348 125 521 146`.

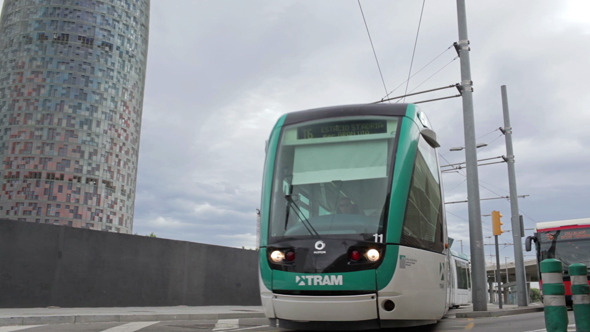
270 250 285 263
366 249 380 262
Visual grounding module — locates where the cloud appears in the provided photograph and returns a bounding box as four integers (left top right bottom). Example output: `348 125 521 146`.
129 0 590 259
145 216 191 230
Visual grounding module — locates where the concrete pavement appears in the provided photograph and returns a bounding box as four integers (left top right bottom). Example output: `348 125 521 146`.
0 302 545 326
450 302 545 318
0 306 266 326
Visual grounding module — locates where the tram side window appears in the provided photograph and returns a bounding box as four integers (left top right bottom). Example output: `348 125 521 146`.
456 261 470 289
401 136 444 253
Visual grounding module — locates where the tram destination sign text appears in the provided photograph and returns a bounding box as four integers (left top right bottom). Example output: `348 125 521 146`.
541 228 590 242
298 120 387 139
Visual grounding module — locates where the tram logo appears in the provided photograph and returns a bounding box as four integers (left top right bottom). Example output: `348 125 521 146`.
314 240 326 250
313 240 326 254
296 275 343 286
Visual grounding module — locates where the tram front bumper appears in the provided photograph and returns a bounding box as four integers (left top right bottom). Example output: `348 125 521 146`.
269 293 378 322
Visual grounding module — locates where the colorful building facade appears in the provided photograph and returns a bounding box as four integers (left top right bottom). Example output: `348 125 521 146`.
0 0 150 233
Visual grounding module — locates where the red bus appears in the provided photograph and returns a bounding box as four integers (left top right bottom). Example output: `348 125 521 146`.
525 218 590 305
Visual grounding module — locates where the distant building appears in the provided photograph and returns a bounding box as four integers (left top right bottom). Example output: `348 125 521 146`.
0 0 150 233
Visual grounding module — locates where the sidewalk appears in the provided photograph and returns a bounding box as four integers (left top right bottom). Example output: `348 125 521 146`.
0 306 266 326
449 302 545 318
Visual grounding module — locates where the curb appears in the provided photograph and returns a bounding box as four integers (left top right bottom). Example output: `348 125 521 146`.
455 306 544 318
0 312 267 327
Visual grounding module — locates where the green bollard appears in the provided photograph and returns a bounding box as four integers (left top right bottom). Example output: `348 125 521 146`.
541 259 568 332
570 263 590 332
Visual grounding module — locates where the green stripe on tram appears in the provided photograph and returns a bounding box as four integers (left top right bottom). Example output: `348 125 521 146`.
384 112 419 244
259 248 273 289
259 115 286 248
377 107 419 290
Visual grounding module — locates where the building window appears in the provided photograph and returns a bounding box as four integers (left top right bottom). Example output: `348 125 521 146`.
77 35 94 48
99 41 113 52
52 33 69 44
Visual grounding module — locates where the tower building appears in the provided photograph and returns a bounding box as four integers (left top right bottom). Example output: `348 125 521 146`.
0 0 150 233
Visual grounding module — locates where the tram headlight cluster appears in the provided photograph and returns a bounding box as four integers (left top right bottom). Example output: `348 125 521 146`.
270 249 295 263
349 248 381 262
270 247 381 264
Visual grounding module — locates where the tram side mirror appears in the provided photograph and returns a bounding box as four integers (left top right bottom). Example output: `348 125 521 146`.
525 236 534 252
285 184 293 196
420 128 440 148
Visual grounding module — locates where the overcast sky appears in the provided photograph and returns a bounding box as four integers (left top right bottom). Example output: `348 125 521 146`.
138 0 590 265
3 1 588 264
132 0 590 266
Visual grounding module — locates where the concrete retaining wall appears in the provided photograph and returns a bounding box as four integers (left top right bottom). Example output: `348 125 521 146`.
0 219 260 308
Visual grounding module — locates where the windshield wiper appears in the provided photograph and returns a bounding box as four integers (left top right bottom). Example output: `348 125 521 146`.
285 194 319 238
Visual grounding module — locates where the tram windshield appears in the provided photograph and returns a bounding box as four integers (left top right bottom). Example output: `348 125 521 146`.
269 117 399 242
538 228 590 270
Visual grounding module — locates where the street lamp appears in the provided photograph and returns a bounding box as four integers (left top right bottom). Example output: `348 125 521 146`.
449 143 488 151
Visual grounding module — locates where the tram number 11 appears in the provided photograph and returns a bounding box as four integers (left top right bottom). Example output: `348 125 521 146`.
373 233 384 243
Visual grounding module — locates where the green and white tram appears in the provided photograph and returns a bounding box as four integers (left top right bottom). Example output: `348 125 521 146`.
259 104 449 330
448 249 472 308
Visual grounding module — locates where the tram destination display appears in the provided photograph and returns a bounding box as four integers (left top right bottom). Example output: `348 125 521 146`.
297 119 387 139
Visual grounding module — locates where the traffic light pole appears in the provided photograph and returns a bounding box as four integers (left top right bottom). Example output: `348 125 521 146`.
501 85 528 306
494 234 503 309
492 210 503 308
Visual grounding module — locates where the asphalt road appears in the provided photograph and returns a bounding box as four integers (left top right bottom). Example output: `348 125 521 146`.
0 310 578 332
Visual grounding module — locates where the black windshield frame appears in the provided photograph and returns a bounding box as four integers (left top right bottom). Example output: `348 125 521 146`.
268 115 401 244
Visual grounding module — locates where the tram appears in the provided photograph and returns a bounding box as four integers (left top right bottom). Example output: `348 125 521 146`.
448 249 472 308
258 104 449 330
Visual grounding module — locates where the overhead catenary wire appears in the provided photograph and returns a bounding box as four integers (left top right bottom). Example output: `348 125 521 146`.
407 55 459 95
357 1 455 104
378 51 459 104
484 132 506 146
383 44 455 100
402 0 426 102
413 94 461 104
374 84 459 104
358 0 388 96
441 156 506 169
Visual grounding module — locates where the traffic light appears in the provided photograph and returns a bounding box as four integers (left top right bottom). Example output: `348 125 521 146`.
492 210 504 235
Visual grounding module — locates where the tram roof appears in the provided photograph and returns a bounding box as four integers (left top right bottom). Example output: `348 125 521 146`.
450 249 470 261
535 217 590 231
283 103 411 126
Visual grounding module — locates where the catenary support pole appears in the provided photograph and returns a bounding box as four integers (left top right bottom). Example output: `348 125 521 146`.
500 85 528 306
456 0 487 311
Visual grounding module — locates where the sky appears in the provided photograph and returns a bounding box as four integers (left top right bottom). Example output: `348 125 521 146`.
135 0 590 266
2 1 589 266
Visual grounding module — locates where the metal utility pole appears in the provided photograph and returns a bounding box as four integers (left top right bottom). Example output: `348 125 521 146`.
505 257 510 283
500 85 528 306
494 234 503 309
456 0 487 311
